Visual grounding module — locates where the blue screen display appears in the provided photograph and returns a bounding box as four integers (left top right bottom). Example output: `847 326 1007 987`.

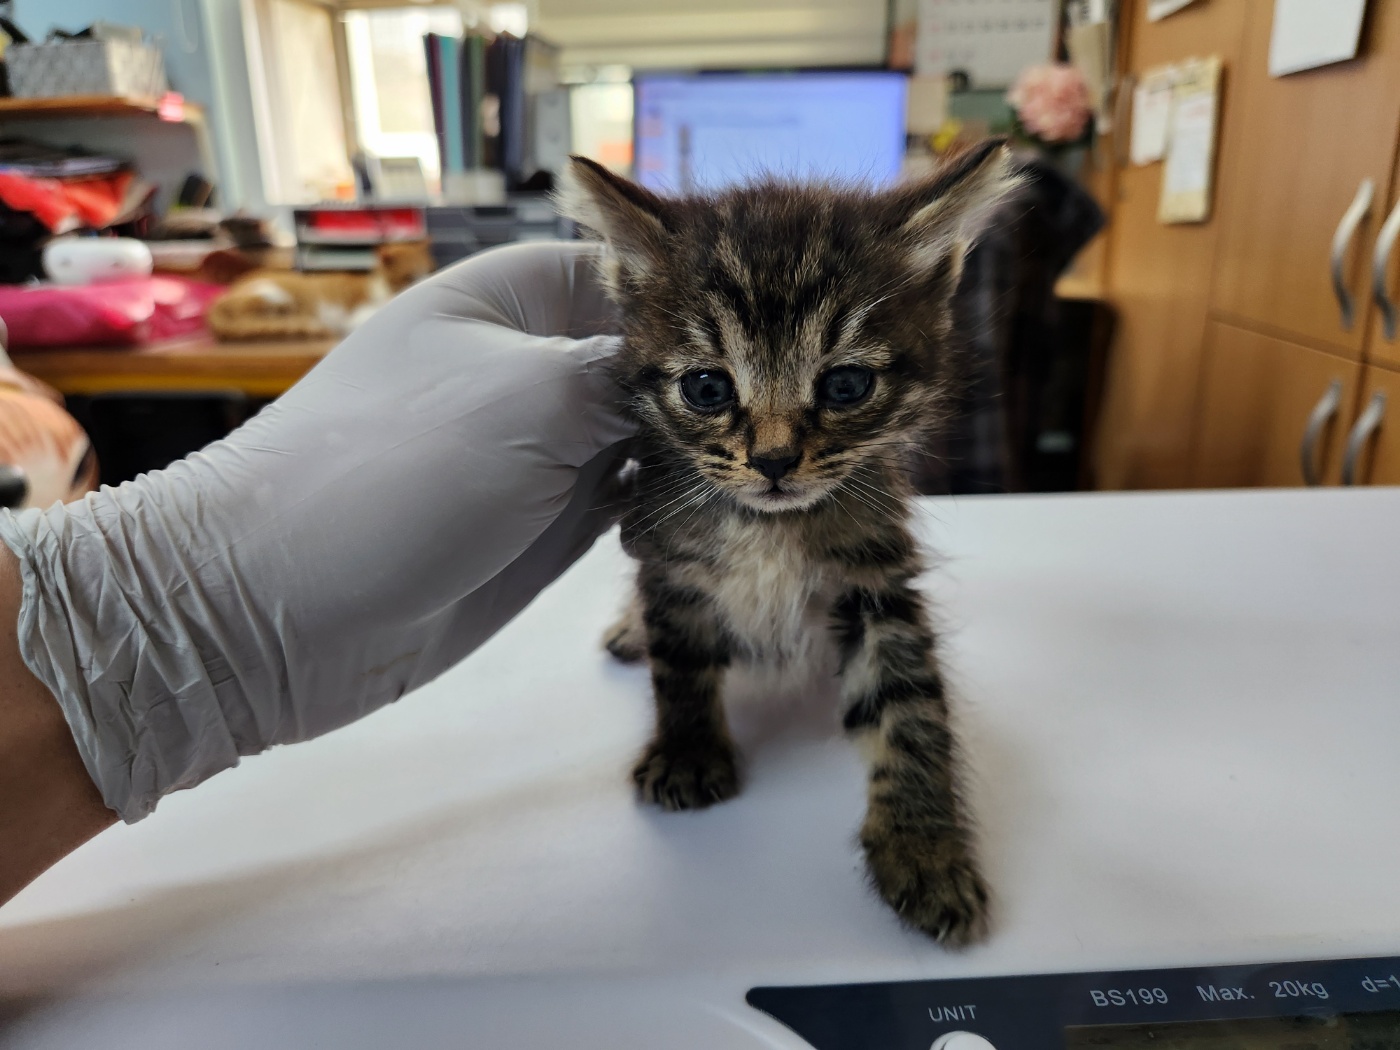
633 71 909 193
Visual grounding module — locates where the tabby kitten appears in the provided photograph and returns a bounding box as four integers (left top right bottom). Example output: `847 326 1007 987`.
561 141 1019 945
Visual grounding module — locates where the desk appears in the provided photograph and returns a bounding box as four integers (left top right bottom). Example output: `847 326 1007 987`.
11 337 336 399
3 491 1399 1049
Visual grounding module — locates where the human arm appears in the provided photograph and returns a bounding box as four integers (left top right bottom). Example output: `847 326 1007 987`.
0 242 633 903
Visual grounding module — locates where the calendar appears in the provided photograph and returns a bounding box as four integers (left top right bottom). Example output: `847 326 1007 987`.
915 0 1057 88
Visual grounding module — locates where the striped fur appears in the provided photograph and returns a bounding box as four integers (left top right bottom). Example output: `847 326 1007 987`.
563 143 1017 945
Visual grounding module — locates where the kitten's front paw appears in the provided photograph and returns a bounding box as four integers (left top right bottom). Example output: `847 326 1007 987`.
632 736 740 811
603 618 647 663
602 603 647 663
861 820 989 947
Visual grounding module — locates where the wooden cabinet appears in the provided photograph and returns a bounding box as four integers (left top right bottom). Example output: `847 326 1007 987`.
1194 0 1400 490
1094 0 1400 491
1093 0 1249 489
1194 321 1360 487
1210 0 1400 358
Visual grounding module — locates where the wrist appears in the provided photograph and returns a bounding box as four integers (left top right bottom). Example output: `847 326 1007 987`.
0 544 114 906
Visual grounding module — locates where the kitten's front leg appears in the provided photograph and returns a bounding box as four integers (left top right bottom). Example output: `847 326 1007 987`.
833 581 988 946
632 566 740 811
602 590 647 663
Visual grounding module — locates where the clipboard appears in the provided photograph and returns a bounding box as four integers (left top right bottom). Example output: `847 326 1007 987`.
1158 55 1222 225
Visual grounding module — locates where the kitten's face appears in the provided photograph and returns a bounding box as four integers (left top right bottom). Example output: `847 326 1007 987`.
561 145 1018 513
608 231 945 513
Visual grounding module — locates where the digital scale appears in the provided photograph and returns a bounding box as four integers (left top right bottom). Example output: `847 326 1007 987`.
3 491 1400 1049
750 956 1400 1048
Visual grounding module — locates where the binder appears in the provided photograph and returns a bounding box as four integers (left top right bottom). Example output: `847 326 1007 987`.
502 34 526 183
438 34 465 175
424 34 446 177
486 33 526 184
463 33 486 170
425 29 552 188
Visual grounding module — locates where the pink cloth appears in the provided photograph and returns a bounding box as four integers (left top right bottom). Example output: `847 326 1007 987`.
0 276 223 349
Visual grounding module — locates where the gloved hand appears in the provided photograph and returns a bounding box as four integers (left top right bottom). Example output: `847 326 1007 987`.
0 241 634 823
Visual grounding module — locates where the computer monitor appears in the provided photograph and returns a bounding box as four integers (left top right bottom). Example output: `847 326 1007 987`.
632 70 909 194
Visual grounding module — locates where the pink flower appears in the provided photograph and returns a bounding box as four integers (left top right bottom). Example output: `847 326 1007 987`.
1008 64 1093 144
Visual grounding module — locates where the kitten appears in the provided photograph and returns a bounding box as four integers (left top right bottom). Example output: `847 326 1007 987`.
207 241 433 341
560 141 1021 945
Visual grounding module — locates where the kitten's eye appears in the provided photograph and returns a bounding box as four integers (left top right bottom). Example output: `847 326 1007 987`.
818 366 875 407
679 370 735 411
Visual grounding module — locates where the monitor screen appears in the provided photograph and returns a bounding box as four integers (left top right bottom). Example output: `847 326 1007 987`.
632 71 908 193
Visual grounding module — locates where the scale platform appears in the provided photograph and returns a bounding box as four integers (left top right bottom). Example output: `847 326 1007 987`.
3 491 1399 1048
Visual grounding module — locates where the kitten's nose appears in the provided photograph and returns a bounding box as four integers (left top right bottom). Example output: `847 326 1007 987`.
749 451 801 481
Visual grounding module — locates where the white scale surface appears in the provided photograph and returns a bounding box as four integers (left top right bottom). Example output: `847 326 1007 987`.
3 490 1400 1048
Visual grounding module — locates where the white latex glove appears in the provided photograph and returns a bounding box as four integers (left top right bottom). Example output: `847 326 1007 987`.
0 242 634 823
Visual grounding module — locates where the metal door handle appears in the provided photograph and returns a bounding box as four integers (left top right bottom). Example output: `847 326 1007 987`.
1372 197 1400 340
1300 379 1343 486
1332 178 1375 330
1342 390 1387 485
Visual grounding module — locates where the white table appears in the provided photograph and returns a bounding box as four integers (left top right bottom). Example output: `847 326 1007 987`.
3 490 1400 1048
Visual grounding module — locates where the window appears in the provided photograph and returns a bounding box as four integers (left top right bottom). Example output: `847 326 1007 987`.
344 7 464 195
243 0 533 204
244 0 357 204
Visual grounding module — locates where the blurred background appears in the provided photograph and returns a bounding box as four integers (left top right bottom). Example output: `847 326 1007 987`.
0 0 1391 504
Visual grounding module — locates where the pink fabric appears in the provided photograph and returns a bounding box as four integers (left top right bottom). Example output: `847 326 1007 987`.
0 276 223 349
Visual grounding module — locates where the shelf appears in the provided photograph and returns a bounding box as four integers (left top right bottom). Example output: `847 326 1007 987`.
0 95 203 123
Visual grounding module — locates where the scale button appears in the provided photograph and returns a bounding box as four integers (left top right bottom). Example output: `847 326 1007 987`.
931 1033 997 1050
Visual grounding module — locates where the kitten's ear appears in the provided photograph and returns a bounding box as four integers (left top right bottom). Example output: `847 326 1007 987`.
894 139 1024 283
556 156 673 282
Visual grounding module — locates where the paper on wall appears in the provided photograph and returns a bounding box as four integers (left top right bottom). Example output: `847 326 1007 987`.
1269 0 1367 77
1065 0 1110 25
1067 21 1113 125
1159 56 1221 224
915 0 1056 87
1148 0 1201 21
1163 94 1213 195
905 74 949 136
1129 67 1175 165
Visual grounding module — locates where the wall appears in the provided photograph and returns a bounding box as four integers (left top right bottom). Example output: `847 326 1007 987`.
535 0 888 71
17 0 217 107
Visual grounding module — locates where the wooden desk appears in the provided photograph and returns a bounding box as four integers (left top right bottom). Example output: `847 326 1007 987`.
11 336 336 399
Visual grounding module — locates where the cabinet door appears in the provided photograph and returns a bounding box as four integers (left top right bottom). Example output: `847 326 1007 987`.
1094 0 1250 489
1194 321 1361 487
1341 366 1400 486
1210 0 1400 358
